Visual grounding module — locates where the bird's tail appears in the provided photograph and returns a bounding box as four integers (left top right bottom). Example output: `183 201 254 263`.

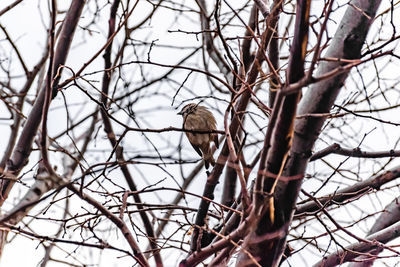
204 153 215 169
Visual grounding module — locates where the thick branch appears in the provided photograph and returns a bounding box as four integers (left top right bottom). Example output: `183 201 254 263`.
349 195 400 267
239 0 309 265
313 219 400 267
310 143 400 161
268 0 382 265
188 2 281 252
295 166 400 215
1 0 85 205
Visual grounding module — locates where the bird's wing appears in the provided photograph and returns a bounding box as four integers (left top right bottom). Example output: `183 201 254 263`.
214 134 219 149
189 142 203 157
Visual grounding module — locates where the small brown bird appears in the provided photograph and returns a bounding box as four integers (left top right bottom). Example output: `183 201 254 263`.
178 103 219 169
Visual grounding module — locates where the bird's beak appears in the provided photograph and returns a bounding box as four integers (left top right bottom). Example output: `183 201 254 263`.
177 111 183 115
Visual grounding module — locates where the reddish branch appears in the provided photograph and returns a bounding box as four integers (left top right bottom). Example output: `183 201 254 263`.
40 0 57 175
267 14 280 107
188 0 283 253
196 0 231 78
310 143 400 161
182 218 250 266
155 160 204 237
241 4 258 72
240 0 310 265
0 0 23 16
276 0 383 266
99 1 162 266
313 219 400 267
0 25 29 76
0 4 85 256
0 0 85 206
1 222 132 255
0 35 49 170
67 185 149 267
295 165 400 215
349 196 400 267
254 0 270 17
218 3 258 209
223 104 251 211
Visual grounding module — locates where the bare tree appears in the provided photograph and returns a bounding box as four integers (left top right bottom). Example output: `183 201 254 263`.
0 0 399 266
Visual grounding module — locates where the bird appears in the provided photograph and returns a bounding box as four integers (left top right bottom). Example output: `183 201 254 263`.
177 103 219 169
